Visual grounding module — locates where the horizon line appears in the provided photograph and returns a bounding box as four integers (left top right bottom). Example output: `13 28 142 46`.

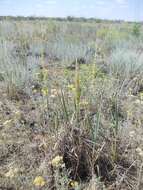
0 15 142 23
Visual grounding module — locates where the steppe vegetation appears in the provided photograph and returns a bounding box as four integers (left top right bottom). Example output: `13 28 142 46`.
0 17 143 190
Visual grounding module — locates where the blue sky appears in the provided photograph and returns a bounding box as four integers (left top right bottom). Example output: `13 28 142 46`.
0 0 142 21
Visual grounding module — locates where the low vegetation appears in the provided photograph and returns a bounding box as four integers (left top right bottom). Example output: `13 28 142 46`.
0 18 143 190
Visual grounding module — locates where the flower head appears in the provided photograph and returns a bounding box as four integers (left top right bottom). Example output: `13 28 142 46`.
33 176 46 187
69 180 79 189
41 87 48 96
68 84 76 92
51 155 63 167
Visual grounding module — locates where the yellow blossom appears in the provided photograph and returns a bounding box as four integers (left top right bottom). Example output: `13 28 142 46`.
51 155 63 167
33 176 46 187
69 180 79 188
68 84 76 92
41 87 48 96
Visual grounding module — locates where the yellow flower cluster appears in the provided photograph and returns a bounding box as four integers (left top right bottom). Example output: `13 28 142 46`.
41 87 48 96
33 176 46 187
68 84 76 92
69 180 79 188
51 155 63 167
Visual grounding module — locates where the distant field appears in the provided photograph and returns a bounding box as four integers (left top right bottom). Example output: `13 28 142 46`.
0 18 143 190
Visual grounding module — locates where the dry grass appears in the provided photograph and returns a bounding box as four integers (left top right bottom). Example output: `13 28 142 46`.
0 19 143 190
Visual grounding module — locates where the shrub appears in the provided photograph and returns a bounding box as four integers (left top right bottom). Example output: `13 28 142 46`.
132 23 141 37
0 41 36 97
109 45 143 79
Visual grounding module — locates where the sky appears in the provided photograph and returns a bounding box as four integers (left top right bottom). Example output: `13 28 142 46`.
0 0 142 21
